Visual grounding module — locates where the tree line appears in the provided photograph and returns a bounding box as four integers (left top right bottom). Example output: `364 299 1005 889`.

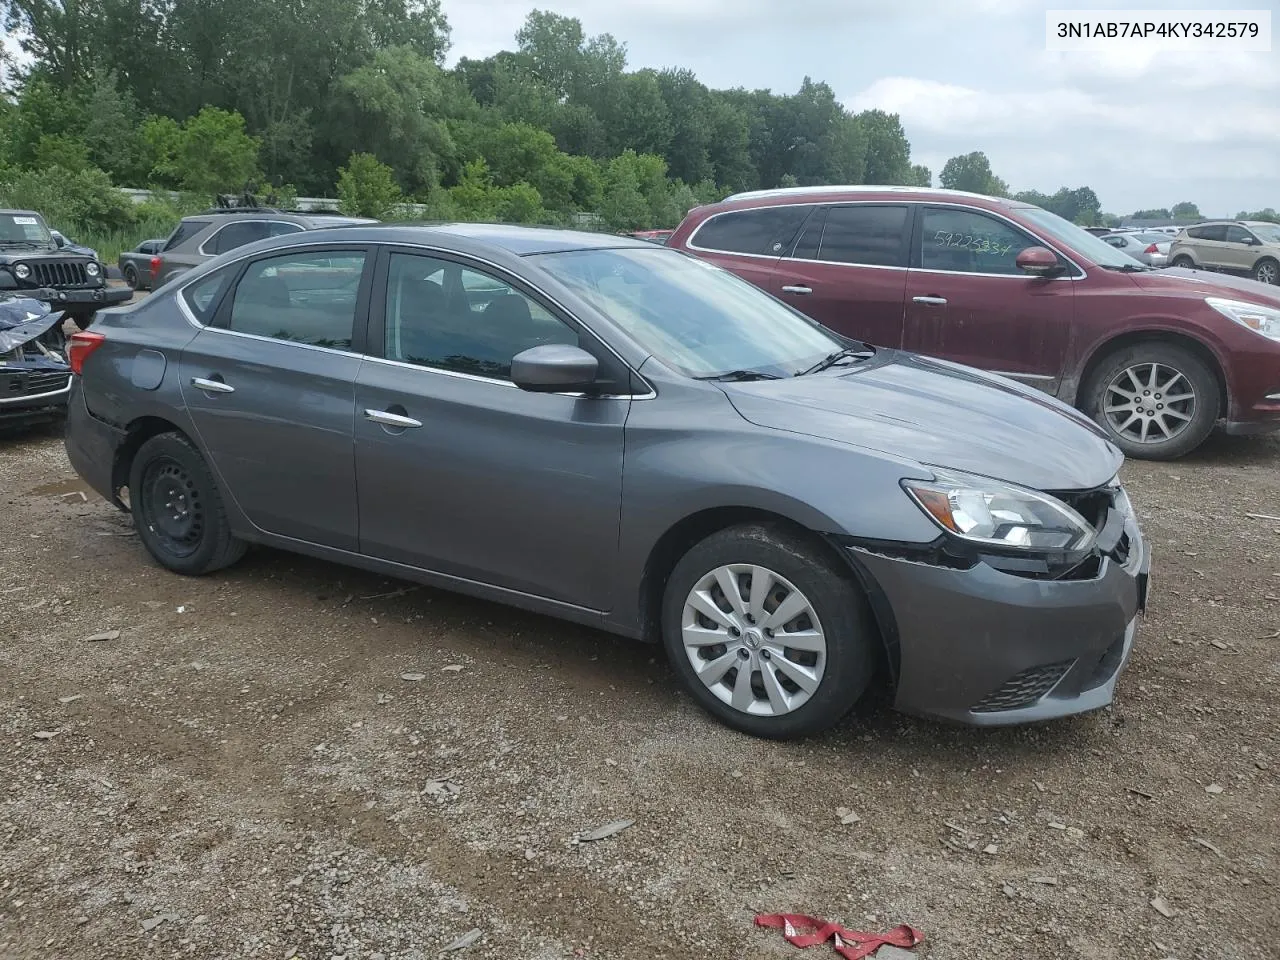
2 1 1254 250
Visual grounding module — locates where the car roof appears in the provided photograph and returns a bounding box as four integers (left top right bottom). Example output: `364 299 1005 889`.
178 211 373 227
721 185 1014 205
360 222 658 256
0 209 44 217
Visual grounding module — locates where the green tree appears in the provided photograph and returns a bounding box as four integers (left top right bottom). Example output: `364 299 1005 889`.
448 159 501 220
1237 208 1279 222
1131 208 1172 219
337 152 401 218
855 109 912 184
939 151 1005 195
1171 201 1201 220
907 164 931 187
161 107 262 194
495 182 546 223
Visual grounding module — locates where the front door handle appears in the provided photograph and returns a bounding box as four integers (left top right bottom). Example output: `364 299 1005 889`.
781 285 813 295
191 376 235 394
364 408 423 429
912 296 948 306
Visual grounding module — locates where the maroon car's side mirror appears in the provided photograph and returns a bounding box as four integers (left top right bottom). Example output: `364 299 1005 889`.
1015 246 1063 277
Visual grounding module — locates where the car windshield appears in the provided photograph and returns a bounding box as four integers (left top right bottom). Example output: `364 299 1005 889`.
1251 224 1280 244
1016 206 1145 269
532 247 847 378
1133 233 1171 243
0 213 54 247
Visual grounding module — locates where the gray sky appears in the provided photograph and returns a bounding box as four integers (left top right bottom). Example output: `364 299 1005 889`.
444 0 1280 217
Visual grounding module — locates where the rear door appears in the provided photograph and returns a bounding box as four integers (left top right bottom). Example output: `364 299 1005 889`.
902 204 1074 393
684 205 814 295
769 203 911 348
178 245 372 550
1189 223 1229 268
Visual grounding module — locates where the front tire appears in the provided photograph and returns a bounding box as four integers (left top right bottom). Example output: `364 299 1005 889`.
129 432 246 575
661 522 877 739
1253 258 1279 285
1082 341 1219 460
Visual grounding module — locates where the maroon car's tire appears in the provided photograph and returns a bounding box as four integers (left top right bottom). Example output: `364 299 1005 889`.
1252 258 1279 285
661 522 877 740
1082 341 1220 460
129 432 246 575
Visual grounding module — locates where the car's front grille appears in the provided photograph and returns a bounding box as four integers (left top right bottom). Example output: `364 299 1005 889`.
971 660 1075 713
1 370 71 398
30 260 89 287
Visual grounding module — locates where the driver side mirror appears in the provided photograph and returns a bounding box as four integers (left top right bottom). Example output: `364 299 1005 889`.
1015 246 1064 277
53 234 65 248
511 344 600 394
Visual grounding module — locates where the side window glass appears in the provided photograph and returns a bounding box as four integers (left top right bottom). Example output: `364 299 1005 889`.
181 267 233 324
384 253 578 381
163 220 208 251
919 208 1039 275
1103 236 1125 248
1225 226 1252 244
228 251 365 349
818 205 909 267
210 221 271 254
790 208 827 260
691 206 810 256
268 222 306 238
1201 224 1227 242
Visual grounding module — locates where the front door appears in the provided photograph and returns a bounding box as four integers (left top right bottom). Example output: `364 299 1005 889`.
354 249 630 611
1222 224 1259 273
769 203 911 348
178 247 371 550
902 205 1074 394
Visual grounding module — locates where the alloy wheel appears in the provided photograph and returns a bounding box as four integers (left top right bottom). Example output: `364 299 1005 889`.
681 564 826 717
1256 261 1278 285
1103 362 1196 445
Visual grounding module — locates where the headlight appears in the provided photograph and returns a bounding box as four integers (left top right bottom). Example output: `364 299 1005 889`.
85 261 101 277
902 469 1096 552
14 263 30 280
1206 297 1280 341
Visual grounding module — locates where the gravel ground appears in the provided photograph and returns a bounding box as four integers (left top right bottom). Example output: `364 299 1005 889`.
0 423 1277 960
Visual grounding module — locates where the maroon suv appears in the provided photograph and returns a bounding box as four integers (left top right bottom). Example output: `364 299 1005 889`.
669 187 1280 459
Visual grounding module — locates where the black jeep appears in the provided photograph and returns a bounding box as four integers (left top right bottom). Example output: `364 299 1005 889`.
0 209 130 329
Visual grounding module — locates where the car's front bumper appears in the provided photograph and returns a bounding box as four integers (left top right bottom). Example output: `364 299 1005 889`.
845 502 1148 726
0 369 71 420
37 285 131 311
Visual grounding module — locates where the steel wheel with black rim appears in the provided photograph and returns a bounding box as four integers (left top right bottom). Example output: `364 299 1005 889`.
129 432 247 575
661 522 877 739
1253 258 1279 285
1083 342 1219 460
123 263 140 289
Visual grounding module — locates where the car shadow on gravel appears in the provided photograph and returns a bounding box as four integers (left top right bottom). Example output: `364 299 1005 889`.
1168 430 1280 466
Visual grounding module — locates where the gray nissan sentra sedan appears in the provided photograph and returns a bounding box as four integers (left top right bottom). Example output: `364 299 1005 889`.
64 224 1150 739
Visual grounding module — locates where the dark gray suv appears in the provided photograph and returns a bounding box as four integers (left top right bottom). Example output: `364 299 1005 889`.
64 224 1150 739
151 208 374 287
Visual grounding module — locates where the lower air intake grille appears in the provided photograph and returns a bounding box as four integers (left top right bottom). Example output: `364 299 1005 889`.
971 660 1075 713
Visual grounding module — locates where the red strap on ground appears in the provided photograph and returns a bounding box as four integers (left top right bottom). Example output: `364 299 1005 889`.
755 913 924 960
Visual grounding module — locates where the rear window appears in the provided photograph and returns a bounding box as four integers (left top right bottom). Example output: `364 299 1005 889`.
690 206 811 257
817 205 909 267
180 266 233 323
164 220 210 251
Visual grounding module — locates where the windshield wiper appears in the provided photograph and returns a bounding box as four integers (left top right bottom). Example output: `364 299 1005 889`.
696 369 783 382
797 347 875 376
0 240 42 249
1101 263 1151 273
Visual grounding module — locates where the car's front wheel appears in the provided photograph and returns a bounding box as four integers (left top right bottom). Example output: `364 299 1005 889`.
661 523 877 739
1253 258 1279 285
1082 341 1219 460
129 432 247 575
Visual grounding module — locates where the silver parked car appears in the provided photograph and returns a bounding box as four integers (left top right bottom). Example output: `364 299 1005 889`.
1100 231 1172 267
64 225 1149 739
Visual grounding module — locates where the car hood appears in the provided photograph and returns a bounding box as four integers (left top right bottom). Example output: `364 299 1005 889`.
1133 266 1280 305
722 350 1122 491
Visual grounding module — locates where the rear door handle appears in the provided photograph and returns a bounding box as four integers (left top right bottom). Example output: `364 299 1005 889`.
364 408 423 429
191 377 235 394
912 296 948 306
781 285 813 295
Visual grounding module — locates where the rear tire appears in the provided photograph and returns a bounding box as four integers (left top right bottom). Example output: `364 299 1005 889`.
1253 258 1279 285
123 263 139 289
1082 341 1219 460
129 432 246 575
1171 255 1196 269
661 522 877 739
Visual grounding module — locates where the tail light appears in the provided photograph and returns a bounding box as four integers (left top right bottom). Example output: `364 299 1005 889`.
68 330 107 375
1145 244 1159 254
150 255 162 276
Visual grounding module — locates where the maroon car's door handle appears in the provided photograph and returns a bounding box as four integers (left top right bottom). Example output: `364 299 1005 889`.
912 296 948 306
781 285 813 295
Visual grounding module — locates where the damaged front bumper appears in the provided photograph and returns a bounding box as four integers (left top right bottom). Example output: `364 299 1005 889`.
841 486 1149 726
1 296 71 421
